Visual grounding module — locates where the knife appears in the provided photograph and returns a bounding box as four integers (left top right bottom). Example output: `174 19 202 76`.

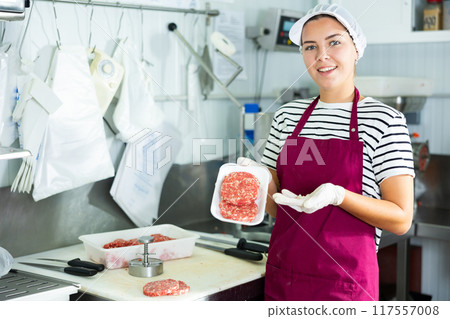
19 262 98 276
195 242 263 261
199 235 269 254
38 258 105 271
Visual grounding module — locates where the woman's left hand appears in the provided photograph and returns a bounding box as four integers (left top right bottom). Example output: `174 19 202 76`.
273 183 345 214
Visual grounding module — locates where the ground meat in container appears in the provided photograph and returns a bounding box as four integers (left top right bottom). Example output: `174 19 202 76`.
143 279 180 297
150 234 175 242
103 233 175 249
220 172 260 206
103 238 142 249
219 200 258 222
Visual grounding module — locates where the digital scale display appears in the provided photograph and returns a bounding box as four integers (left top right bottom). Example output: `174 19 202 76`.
257 8 304 52
276 15 299 47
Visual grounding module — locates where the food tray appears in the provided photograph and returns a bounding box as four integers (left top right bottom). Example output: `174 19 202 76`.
78 224 199 269
210 163 271 226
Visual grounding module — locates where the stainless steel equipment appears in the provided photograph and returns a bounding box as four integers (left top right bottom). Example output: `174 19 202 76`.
256 8 304 52
0 146 31 160
377 96 427 113
0 269 79 300
0 0 26 21
128 236 163 278
254 112 274 159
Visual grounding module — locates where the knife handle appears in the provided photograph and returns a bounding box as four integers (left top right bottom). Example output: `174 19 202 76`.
224 248 263 261
237 238 269 254
64 267 98 276
68 258 105 271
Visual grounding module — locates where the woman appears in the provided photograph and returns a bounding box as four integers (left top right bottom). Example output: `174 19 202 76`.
259 4 415 301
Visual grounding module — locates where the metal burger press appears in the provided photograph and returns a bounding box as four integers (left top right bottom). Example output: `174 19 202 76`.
128 236 163 278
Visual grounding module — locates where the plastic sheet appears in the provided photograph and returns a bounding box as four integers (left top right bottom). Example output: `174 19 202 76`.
32 46 114 201
112 38 164 142
0 246 14 277
110 123 181 226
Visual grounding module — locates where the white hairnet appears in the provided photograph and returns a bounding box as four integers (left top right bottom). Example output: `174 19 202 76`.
289 3 367 60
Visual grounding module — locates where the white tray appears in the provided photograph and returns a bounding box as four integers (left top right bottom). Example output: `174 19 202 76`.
210 163 271 226
78 224 199 269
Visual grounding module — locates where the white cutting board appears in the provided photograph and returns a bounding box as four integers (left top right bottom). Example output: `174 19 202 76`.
13 243 266 301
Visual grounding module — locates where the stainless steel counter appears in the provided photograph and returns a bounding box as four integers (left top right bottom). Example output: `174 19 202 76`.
379 205 450 301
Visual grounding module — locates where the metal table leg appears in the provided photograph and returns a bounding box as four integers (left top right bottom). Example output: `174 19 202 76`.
396 238 410 300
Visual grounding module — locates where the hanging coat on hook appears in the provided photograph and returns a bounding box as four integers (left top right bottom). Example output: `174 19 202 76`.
32 45 114 201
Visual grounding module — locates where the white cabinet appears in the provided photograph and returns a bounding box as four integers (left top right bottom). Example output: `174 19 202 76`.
332 0 450 44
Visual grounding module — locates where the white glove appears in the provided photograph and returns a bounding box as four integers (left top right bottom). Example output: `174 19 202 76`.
237 157 259 166
273 183 346 214
237 157 272 182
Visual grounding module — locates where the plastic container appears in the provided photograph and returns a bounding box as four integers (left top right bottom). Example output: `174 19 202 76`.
424 0 443 30
210 163 271 226
79 224 199 269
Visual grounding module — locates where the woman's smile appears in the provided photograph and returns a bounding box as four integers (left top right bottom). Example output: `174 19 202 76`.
317 65 337 74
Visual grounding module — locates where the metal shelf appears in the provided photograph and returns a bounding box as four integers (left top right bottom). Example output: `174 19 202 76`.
36 0 219 17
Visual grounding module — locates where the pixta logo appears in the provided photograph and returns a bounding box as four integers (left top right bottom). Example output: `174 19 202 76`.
278 139 325 166
192 138 268 164
126 130 173 175
191 137 325 166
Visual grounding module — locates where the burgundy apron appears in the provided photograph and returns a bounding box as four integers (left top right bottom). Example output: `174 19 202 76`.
265 88 379 301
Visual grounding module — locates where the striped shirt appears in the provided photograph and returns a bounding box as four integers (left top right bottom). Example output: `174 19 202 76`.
261 97 415 251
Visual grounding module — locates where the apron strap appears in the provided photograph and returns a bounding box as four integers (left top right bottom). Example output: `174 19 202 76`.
291 96 320 137
349 87 360 141
292 87 360 141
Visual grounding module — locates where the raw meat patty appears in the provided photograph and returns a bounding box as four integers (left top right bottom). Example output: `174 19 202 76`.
143 279 180 297
219 200 258 222
170 280 190 296
220 172 260 205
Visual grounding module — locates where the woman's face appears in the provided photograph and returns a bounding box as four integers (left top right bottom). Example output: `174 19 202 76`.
301 16 358 93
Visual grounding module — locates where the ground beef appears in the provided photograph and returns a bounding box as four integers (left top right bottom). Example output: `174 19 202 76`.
103 233 175 249
102 238 142 249
170 280 190 296
150 234 175 243
219 200 258 222
143 279 190 297
220 172 260 205
143 279 180 297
